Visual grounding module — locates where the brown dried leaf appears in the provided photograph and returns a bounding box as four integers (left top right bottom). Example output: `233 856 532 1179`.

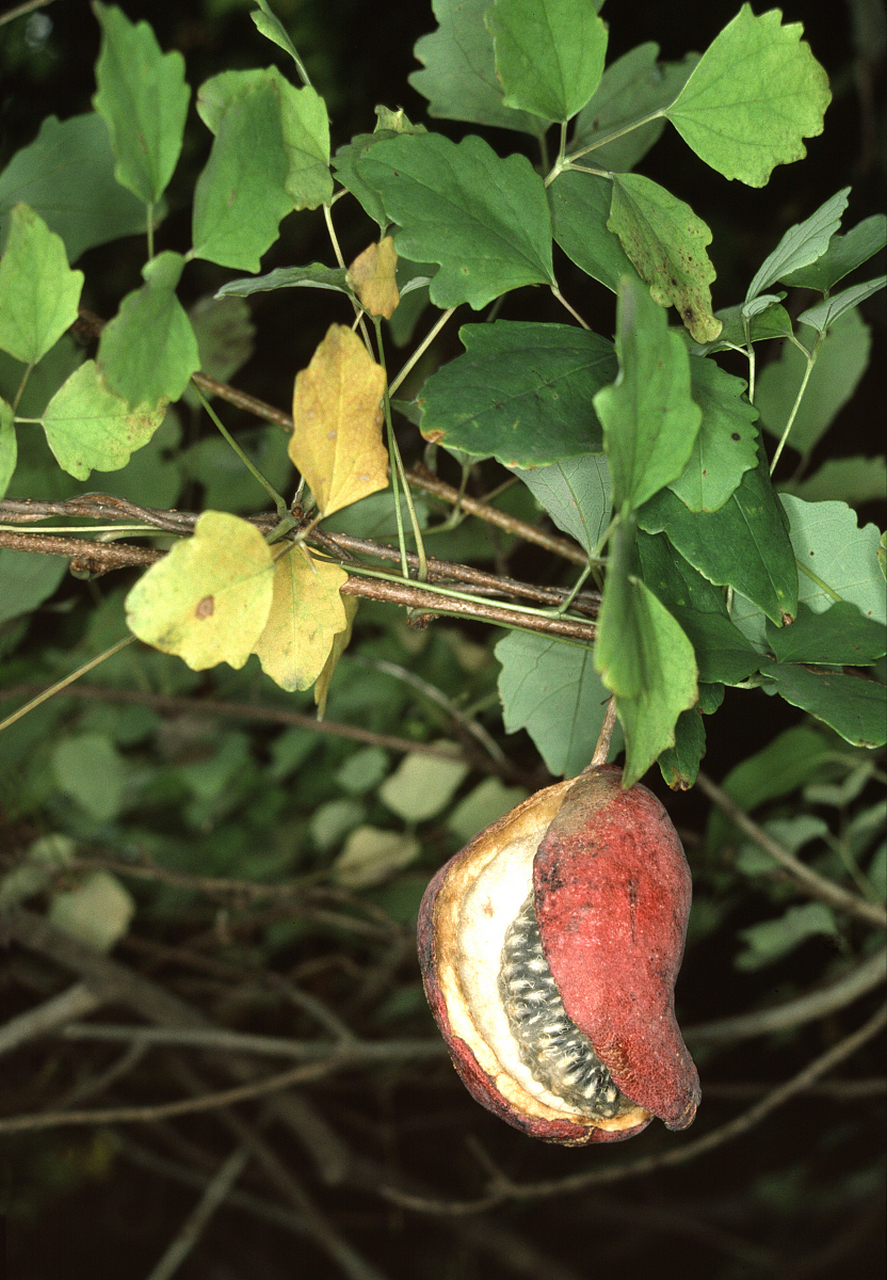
346 236 400 318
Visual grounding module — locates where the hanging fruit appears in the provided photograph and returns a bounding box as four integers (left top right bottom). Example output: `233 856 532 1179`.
417 764 700 1145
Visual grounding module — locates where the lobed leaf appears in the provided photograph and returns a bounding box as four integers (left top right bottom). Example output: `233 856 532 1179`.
766 601 886 667
358 133 554 309
512 453 611 555
665 5 831 188
608 174 721 342
92 2 189 206
745 188 849 304
762 663 886 748
418 321 615 466
668 357 759 513
41 360 166 480
548 170 642 294
0 205 83 366
97 251 199 408
125 511 275 670
780 214 887 292
487 0 608 123
594 275 701 512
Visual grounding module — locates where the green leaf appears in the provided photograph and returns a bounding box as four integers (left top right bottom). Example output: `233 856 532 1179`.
608 174 720 342
635 528 728 616
668 357 759 512
196 68 331 210
0 547 68 625
569 44 699 173
736 902 837 971
215 264 351 299
0 399 15 499
657 707 706 790
92 1 189 206
495 630 618 778
766 601 886 666
409 0 541 134
639 446 799 625
379 744 470 820
665 5 831 187
186 295 255 393
594 522 698 786
762 663 886 748
41 360 166 479
756 311 870 457
97 251 200 407
333 118 428 228
780 495 886 625
0 205 84 365
780 214 887 292
48 870 135 951
512 453 611 554
745 188 850 303
669 607 762 685
358 133 554 309
594 274 701 512
798 277 886 333
782 456 887 507
0 114 151 263
250 0 306 71
417 322 615 465
192 77 297 272
548 170 643 294
486 0 607 123
125 511 275 670
692 301 793 356
52 732 126 823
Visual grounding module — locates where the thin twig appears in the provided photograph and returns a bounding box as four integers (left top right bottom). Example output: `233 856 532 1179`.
143 1145 251 1280
696 771 887 929
0 981 102 1057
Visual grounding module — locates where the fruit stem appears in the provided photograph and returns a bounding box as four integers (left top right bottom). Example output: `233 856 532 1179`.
590 696 617 767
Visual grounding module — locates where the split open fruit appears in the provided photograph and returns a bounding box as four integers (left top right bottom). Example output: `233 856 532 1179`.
417 764 700 1145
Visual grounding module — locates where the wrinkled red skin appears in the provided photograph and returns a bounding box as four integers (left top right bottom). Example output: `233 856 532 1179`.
417 857 652 1145
534 765 700 1131
417 766 699 1144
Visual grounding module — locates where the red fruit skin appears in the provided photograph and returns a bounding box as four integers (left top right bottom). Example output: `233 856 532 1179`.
418 853 653 1145
534 765 700 1131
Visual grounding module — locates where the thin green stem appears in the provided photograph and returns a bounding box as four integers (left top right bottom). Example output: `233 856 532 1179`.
387 307 456 397
554 561 594 616
146 205 154 262
373 318 428 581
565 108 667 166
0 635 136 734
769 340 819 476
192 383 289 516
550 285 590 329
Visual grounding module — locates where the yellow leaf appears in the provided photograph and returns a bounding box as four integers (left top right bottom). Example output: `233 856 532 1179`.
314 593 358 717
290 324 389 516
253 548 348 691
346 236 400 318
125 511 274 670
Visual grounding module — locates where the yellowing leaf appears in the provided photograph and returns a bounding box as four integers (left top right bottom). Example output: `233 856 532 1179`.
315 593 358 717
346 236 400 318
253 548 348 691
290 324 389 516
125 511 274 670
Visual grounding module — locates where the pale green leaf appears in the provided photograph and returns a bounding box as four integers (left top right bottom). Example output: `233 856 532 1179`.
48 870 136 952
125 511 275 670
52 732 126 822
665 5 831 187
512 453 611 554
379 744 470 821
0 399 15 499
331 827 421 890
0 546 67 625
448 777 530 844
782 456 887 507
487 0 608 123
798 277 886 333
41 360 166 479
97 251 200 408
0 204 83 365
780 214 887 292
92 1 189 205
409 0 541 134
608 174 721 342
745 188 850 303
780 495 886 625
252 551 348 692
756 310 870 457
496 630 618 777
358 133 554 309
0 114 150 262
736 902 837 970
594 274 701 512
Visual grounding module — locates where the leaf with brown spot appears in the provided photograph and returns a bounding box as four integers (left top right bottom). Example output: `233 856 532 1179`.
346 236 400 318
124 511 274 670
289 324 389 517
608 174 721 344
253 548 348 692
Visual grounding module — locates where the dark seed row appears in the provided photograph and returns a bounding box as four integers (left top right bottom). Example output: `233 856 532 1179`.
498 892 625 1118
